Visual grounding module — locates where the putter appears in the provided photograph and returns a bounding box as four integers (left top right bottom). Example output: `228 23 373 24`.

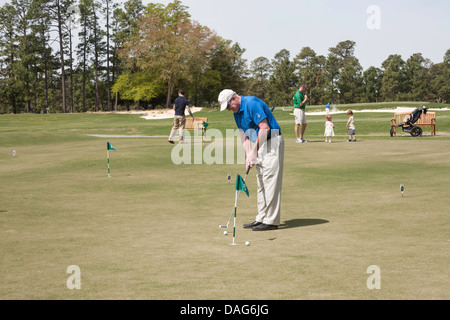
219 166 251 229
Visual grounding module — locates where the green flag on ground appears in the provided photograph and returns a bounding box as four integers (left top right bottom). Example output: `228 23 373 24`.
235 174 249 197
107 142 115 151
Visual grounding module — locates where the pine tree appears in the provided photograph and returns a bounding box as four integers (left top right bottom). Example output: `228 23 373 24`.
247 56 271 100
267 49 297 106
111 0 145 110
430 49 450 103
403 53 432 101
0 3 20 113
381 54 407 101
362 66 383 102
294 47 326 105
30 0 56 112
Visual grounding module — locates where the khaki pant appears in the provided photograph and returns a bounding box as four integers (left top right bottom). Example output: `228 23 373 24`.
255 134 284 226
294 108 307 125
169 115 186 142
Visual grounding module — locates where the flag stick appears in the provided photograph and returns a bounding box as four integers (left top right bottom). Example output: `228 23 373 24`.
107 149 111 178
228 170 249 245
231 190 239 245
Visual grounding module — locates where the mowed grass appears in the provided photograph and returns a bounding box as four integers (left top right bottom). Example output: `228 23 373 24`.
0 107 449 300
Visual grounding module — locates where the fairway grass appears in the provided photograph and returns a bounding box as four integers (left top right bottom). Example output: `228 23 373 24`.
0 112 449 300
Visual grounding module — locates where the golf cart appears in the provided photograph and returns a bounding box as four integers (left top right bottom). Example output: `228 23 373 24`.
390 106 428 137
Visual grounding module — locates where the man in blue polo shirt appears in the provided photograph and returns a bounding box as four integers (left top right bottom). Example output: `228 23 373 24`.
218 89 284 231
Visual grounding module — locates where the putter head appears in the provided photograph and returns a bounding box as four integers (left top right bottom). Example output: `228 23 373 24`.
219 225 228 229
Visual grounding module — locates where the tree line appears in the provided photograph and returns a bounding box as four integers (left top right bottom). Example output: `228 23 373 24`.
1 0 449 114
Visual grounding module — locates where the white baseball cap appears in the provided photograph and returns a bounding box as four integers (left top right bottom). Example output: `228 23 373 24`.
218 89 236 111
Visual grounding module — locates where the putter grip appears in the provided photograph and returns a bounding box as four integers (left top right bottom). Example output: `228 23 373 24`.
246 166 251 175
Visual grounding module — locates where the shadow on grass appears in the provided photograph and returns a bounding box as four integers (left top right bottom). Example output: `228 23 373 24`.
279 218 329 229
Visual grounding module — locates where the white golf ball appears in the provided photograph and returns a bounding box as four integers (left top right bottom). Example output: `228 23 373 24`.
223 231 228 235
245 241 250 246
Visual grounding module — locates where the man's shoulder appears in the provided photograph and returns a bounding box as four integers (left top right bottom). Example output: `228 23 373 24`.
293 90 303 98
243 96 266 107
242 96 261 103
243 96 268 113
175 96 188 104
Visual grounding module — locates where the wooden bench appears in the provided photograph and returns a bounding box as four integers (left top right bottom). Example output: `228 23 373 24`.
185 117 208 136
390 112 436 136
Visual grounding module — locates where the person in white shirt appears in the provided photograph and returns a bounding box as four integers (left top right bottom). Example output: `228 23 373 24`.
346 110 356 142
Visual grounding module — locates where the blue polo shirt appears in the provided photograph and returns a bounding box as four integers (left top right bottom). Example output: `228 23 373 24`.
233 96 281 142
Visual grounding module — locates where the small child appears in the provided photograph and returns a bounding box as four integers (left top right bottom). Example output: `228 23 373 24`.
324 114 335 143
346 110 356 142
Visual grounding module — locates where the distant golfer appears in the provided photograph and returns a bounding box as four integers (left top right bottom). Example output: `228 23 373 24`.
218 89 284 231
168 89 194 144
293 84 308 143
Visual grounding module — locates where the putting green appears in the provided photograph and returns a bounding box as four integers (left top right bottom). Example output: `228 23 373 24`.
0 112 449 299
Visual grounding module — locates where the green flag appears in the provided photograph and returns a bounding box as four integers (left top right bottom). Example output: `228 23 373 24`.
235 174 249 197
107 142 115 151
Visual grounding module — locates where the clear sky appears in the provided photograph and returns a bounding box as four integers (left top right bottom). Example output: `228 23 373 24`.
142 0 449 70
1 0 449 70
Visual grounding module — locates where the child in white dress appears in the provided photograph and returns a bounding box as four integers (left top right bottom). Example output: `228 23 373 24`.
324 114 335 143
